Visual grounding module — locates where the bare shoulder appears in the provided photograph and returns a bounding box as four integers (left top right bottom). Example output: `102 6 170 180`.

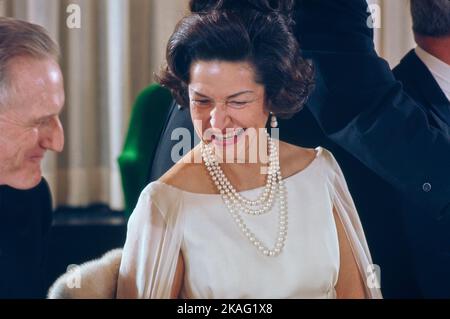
278 141 318 178
158 145 214 193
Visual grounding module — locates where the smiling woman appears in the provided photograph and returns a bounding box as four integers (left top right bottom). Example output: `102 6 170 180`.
158 9 314 119
116 3 381 299
157 8 313 164
188 60 267 161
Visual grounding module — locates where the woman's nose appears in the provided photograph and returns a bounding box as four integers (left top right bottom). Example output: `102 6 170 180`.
209 103 230 131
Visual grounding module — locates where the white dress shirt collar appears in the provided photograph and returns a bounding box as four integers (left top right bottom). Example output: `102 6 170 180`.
415 46 450 101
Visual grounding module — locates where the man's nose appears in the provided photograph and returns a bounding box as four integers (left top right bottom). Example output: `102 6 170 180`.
40 117 64 153
210 103 230 131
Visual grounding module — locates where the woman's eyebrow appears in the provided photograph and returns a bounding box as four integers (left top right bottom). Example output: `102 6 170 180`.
192 90 211 98
227 90 254 99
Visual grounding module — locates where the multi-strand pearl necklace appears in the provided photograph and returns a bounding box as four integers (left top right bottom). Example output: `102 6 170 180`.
200 135 288 257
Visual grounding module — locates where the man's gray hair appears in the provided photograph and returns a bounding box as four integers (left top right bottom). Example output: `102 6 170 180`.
410 0 450 37
0 17 59 107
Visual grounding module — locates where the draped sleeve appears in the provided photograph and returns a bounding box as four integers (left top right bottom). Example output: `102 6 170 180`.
322 149 383 299
116 182 185 299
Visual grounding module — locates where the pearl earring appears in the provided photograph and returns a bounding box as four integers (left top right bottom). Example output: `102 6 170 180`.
270 112 278 128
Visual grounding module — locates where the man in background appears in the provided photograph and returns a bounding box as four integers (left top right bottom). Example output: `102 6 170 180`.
0 17 64 298
394 0 450 124
293 0 450 297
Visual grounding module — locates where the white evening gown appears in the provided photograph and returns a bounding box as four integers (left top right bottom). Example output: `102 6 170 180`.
116 147 382 299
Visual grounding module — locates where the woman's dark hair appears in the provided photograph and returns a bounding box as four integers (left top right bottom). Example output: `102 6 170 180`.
157 6 314 119
189 0 294 20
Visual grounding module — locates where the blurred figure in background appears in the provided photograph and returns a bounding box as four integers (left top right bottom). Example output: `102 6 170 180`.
0 17 64 298
394 0 450 118
293 0 450 297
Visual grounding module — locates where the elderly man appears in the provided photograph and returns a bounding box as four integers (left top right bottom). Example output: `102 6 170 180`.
0 17 64 298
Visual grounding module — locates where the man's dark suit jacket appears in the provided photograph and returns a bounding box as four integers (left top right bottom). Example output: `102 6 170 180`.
0 179 53 298
293 0 450 297
146 0 450 297
393 50 450 135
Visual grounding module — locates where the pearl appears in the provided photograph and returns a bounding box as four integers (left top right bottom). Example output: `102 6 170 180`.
201 138 288 257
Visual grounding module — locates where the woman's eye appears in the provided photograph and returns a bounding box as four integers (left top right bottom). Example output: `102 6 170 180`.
193 100 211 107
228 101 248 108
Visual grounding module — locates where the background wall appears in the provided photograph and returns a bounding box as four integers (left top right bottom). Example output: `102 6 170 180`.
371 0 416 67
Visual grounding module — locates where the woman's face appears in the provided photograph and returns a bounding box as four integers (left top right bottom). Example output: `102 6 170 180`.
188 60 269 161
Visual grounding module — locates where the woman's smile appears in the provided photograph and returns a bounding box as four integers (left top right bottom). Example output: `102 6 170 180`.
211 127 246 146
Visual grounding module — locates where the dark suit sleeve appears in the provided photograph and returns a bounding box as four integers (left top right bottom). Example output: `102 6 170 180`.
38 179 53 297
295 0 450 216
295 0 450 297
